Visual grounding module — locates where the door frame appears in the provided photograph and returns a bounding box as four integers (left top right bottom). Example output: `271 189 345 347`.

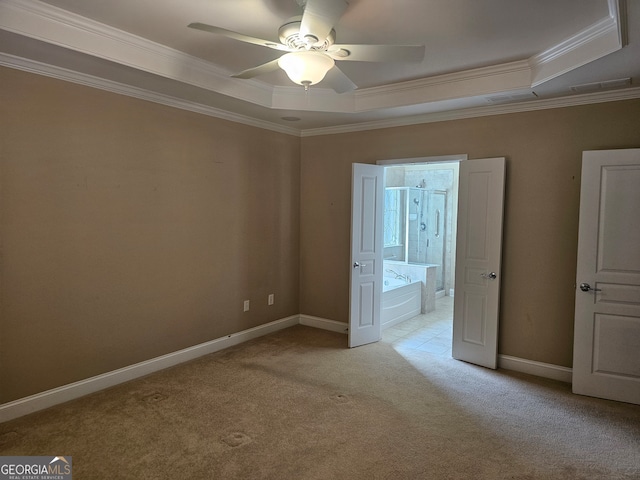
349 155 466 348
373 155 466 343
350 154 505 370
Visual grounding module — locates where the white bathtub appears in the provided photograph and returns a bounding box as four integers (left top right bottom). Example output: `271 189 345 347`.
381 279 422 329
384 260 438 313
383 277 410 292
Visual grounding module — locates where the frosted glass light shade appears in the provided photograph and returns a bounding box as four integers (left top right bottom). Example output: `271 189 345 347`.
278 51 335 88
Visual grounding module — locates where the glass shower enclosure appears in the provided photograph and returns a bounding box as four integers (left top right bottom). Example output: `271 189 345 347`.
384 187 448 291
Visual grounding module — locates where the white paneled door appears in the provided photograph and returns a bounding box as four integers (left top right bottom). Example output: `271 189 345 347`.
452 158 506 369
349 163 384 348
573 149 640 405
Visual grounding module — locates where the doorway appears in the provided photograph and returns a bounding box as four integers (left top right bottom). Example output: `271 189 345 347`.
379 160 460 356
350 157 505 367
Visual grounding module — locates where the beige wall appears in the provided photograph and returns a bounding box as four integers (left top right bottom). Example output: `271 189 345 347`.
300 100 640 367
2 64 639 405
0 67 301 403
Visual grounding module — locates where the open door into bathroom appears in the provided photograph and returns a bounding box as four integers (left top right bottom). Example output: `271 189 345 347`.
452 157 505 369
349 163 384 348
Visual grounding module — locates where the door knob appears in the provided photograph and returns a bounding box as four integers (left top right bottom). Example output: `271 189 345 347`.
579 283 601 292
353 262 366 268
480 272 497 280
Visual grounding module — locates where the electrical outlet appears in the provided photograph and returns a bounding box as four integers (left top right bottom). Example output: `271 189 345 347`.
268 294 274 306
243 300 250 312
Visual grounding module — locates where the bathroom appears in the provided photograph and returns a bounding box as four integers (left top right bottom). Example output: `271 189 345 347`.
381 162 459 328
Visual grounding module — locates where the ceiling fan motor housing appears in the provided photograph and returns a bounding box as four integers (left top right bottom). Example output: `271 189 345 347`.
279 19 336 51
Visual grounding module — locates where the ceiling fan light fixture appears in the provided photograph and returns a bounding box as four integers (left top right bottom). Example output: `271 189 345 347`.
278 51 335 90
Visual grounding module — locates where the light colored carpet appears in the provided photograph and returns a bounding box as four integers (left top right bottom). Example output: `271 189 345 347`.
1 325 639 479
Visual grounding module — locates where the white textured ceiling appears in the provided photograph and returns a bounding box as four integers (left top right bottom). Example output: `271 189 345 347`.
1 0 638 134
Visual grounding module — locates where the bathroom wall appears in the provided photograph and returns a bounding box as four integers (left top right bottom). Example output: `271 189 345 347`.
384 167 405 187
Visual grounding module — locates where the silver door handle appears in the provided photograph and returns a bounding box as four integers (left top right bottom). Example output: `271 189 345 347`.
480 272 497 280
353 262 366 268
579 283 601 292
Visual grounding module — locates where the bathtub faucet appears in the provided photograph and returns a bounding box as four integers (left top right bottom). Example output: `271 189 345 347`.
386 269 410 282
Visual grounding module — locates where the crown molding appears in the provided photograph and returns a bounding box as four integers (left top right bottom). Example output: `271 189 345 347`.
4 48 640 138
268 60 533 113
354 60 533 112
0 52 300 137
3 51 640 138
0 0 275 108
300 87 640 137
272 85 355 113
0 0 627 116
610 0 628 46
529 1 624 87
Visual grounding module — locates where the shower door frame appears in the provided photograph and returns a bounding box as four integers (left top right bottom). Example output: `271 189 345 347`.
423 188 448 291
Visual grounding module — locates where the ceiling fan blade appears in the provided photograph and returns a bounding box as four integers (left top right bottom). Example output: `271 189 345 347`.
300 0 348 44
231 59 282 79
323 65 357 93
188 23 289 52
329 44 425 63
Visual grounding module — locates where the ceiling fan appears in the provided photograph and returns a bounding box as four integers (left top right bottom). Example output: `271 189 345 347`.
188 0 425 93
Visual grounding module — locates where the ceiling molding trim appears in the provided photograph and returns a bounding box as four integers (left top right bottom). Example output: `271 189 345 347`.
300 87 640 137
610 0 628 46
267 60 533 113
353 60 532 112
0 52 300 137
529 5 623 87
271 85 355 113
5 48 639 140
0 0 276 108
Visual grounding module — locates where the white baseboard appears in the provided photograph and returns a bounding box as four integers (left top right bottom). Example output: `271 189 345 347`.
0 316 572 423
0 315 299 423
498 354 573 384
299 314 348 334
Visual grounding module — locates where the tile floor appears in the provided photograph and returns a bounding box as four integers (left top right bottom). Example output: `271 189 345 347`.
381 295 453 356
